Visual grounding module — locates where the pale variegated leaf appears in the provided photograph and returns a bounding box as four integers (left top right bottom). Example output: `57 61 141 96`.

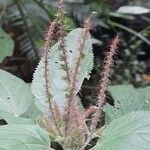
32 28 93 113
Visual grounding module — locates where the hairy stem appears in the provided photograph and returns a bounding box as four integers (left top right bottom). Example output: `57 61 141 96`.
44 21 62 136
64 16 92 139
58 0 71 82
90 36 120 132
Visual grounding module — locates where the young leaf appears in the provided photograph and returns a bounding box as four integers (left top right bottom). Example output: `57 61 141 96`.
95 111 150 150
0 124 51 149
104 85 150 123
32 28 93 113
0 27 14 62
0 69 34 119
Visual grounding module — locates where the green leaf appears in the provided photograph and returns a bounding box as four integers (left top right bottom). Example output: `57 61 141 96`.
32 28 93 113
95 111 150 150
0 98 41 125
0 124 51 150
0 69 34 121
0 112 34 125
64 16 75 30
21 100 42 120
0 27 14 63
104 85 150 123
0 0 12 6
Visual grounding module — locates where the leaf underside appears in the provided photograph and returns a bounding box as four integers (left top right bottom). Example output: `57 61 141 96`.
32 28 93 113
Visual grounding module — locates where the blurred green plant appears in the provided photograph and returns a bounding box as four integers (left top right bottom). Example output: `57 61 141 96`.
0 0 75 62
87 1 150 86
0 27 14 62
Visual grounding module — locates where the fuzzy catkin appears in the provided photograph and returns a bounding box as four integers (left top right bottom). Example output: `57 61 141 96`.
90 36 120 132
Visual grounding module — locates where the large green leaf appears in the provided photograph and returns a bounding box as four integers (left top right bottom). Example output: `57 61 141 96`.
32 28 93 113
0 100 41 125
0 69 34 121
104 85 150 123
0 124 51 150
95 111 150 150
0 27 14 63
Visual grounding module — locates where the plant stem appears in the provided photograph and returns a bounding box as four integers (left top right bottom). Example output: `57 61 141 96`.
58 0 71 83
43 21 62 136
79 136 92 150
90 36 120 132
64 28 89 137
